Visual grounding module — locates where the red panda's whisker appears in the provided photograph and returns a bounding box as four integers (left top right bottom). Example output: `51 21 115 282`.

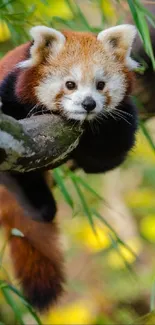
90 119 101 134
111 110 132 125
108 111 118 121
30 110 46 116
114 108 133 117
100 111 109 120
112 109 132 120
88 119 96 135
27 104 40 118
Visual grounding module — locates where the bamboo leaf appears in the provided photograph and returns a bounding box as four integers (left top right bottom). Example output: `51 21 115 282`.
134 312 155 325
53 168 74 209
69 173 97 236
72 175 104 201
127 0 155 69
65 0 92 31
4 283 43 325
0 282 25 325
92 209 137 259
140 120 155 153
150 280 155 312
109 233 135 276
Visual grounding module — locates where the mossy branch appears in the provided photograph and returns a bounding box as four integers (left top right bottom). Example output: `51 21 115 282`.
0 110 83 172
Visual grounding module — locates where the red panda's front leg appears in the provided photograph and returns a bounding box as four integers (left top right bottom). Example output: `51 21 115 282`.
0 184 65 311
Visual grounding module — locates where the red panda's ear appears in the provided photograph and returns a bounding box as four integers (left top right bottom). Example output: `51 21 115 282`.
97 24 138 70
18 26 66 68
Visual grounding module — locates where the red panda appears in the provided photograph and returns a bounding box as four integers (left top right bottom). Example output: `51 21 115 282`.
0 25 138 311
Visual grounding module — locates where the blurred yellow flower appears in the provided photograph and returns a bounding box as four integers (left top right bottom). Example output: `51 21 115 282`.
42 300 93 325
27 0 72 20
107 237 142 269
0 21 10 43
140 214 155 242
126 189 155 209
69 218 110 252
101 0 116 22
84 224 110 252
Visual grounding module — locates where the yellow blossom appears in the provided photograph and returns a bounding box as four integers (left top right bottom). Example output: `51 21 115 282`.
0 21 10 43
42 300 93 325
68 217 110 252
26 0 72 20
140 214 155 242
101 0 116 22
84 224 110 252
107 237 142 269
126 189 155 209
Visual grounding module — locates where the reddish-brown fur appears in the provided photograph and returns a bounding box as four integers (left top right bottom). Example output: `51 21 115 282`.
0 42 31 82
0 29 135 311
0 185 65 310
54 91 65 112
0 41 66 310
0 30 133 108
104 90 111 107
0 30 109 312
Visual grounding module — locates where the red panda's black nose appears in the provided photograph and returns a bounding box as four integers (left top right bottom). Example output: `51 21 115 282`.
82 96 96 112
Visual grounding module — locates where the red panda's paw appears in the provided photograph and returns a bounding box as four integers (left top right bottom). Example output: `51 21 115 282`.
10 236 65 311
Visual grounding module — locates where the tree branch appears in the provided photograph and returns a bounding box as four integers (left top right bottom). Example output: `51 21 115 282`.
0 108 83 172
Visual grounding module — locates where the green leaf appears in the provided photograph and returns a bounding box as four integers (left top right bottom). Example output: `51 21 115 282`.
127 0 155 69
140 121 155 153
0 282 25 325
109 233 135 275
53 168 74 209
69 173 97 236
73 175 104 201
133 97 155 154
134 312 155 325
92 209 137 260
51 16 81 30
65 0 77 16
134 0 155 28
3 283 42 325
150 280 155 312
65 0 92 31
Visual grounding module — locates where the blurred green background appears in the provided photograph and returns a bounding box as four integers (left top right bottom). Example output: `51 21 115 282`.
1 0 155 324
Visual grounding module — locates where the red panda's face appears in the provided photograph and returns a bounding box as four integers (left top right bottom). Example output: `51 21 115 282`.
35 61 126 121
18 25 138 121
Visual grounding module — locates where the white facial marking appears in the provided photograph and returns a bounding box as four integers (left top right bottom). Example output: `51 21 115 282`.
36 75 62 109
35 63 128 121
70 65 82 82
62 84 105 121
63 65 106 120
106 73 126 110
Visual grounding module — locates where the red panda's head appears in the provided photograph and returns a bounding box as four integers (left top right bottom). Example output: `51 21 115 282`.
17 25 138 121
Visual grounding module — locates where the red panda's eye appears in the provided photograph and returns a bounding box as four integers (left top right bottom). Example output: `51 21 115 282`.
66 81 76 90
96 81 105 91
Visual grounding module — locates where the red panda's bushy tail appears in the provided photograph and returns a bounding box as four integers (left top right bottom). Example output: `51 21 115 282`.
0 185 65 311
